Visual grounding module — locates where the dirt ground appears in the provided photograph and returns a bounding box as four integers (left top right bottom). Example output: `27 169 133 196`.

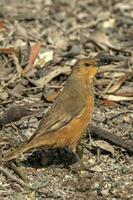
0 0 133 199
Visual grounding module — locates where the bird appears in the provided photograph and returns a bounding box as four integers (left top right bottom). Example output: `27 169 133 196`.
3 58 101 162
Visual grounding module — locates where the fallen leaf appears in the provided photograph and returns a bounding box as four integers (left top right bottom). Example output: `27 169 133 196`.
0 21 6 31
0 105 33 126
103 99 118 108
0 47 18 55
89 124 133 153
90 165 103 172
123 115 130 123
91 30 116 50
11 54 22 77
92 140 115 156
19 40 31 67
34 50 53 67
29 42 41 66
34 66 71 87
103 94 133 101
98 65 126 75
103 18 115 28
22 42 41 76
107 73 129 94
115 86 133 97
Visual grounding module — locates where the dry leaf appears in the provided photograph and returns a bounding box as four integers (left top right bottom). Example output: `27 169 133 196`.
28 42 41 66
103 94 133 101
107 74 129 94
115 86 133 97
123 115 130 123
103 18 115 28
0 105 33 126
34 66 71 87
0 21 6 31
90 165 103 172
103 99 118 108
22 42 41 76
92 30 116 50
0 47 18 55
92 140 115 156
98 65 126 75
34 50 53 67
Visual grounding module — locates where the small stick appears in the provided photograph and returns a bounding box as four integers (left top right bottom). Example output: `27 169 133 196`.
0 165 47 191
106 111 133 121
89 123 133 153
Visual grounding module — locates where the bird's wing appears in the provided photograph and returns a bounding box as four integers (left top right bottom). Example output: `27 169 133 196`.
31 78 87 138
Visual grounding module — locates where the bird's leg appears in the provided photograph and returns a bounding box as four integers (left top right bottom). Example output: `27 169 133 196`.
68 144 86 171
57 146 85 169
75 144 84 160
74 146 85 170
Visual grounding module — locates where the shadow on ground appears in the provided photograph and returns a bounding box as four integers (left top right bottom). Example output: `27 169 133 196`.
22 148 77 168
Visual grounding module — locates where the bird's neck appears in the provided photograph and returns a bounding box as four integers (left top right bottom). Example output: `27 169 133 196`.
86 79 94 96
71 74 94 96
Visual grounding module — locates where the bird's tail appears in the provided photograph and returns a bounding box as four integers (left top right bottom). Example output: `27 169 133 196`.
3 143 30 161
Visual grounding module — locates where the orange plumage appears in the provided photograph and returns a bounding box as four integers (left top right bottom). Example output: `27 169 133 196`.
3 58 100 162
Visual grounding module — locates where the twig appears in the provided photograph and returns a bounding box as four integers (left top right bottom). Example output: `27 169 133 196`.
0 105 33 126
0 165 47 191
102 94 133 101
98 67 133 74
2 73 18 88
47 85 63 89
67 19 100 34
34 66 71 87
11 54 22 77
89 123 133 153
6 162 29 183
106 111 133 121
101 77 115 94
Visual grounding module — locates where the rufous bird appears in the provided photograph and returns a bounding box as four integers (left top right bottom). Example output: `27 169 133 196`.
3 58 101 162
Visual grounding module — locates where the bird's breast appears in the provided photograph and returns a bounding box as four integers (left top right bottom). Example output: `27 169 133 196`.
52 92 94 150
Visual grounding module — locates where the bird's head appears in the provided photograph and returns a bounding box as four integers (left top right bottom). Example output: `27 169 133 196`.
72 58 102 80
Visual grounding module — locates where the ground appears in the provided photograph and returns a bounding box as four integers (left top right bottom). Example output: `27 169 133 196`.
0 0 133 199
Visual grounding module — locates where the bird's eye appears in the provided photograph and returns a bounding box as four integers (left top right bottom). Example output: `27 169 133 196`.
84 63 91 67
